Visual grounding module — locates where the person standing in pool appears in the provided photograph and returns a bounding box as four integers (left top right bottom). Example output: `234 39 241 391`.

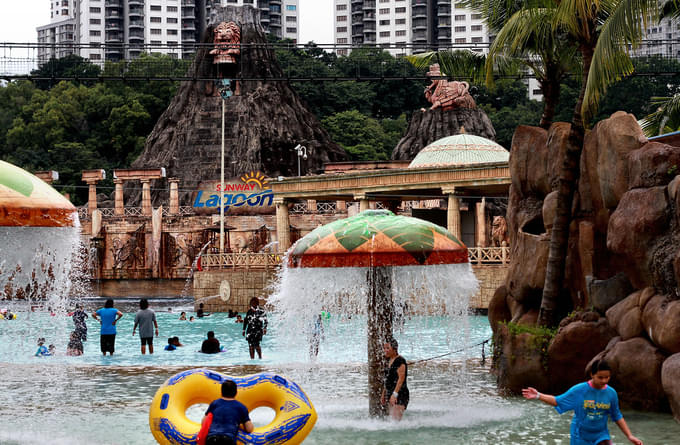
381 337 409 420
522 359 643 445
71 304 88 341
132 298 159 355
92 298 123 356
242 297 267 359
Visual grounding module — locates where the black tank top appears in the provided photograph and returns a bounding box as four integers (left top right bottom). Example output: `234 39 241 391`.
384 355 408 395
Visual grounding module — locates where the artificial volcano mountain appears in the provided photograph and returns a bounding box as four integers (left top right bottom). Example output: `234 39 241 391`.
130 5 348 205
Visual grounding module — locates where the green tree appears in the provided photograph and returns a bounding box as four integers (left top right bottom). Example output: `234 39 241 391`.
31 54 102 89
321 110 392 161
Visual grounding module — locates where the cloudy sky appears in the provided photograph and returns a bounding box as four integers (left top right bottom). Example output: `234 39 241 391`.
0 0 334 44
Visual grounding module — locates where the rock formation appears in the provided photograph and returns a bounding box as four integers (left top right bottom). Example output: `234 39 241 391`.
130 5 347 205
490 111 680 419
391 108 497 161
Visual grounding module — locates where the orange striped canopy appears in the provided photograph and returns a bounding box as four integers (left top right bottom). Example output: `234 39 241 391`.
0 160 77 227
288 210 468 268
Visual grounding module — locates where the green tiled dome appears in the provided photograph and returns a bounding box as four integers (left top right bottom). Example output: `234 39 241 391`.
408 134 508 168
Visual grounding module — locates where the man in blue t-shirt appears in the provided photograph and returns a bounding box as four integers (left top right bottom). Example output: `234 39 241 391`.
203 380 253 445
92 298 123 356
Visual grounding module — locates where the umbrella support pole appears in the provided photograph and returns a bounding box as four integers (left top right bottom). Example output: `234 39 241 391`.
367 265 393 417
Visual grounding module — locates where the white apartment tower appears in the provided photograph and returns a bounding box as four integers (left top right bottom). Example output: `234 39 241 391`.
37 1 78 62
334 0 491 56
38 0 299 64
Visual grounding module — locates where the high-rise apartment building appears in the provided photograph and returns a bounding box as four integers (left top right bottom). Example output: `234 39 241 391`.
37 1 78 62
37 0 299 64
334 0 491 56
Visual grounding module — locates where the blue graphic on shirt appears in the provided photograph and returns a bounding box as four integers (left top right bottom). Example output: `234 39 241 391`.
555 382 623 444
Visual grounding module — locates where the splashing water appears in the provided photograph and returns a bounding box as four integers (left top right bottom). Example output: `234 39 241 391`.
0 226 87 312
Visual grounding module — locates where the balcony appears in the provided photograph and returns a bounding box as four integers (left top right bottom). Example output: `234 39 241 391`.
128 20 144 29
362 1 376 10
412 8 428 19
364 13 375 21
129 7 143 17
105 22 122 31
182 9 196 19
129 0 144 5
105 0 122 6
364 23 376 31
438 6 451 16
129 30 144 39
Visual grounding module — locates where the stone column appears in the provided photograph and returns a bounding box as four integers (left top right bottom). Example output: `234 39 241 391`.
86 180 98 216
169 178 180 215
336 200 347 212
307 199 317 213
275 199 291 252
475 198 487 247
444 188 461 240
355 194 370 213
141 179 152 216
114 179 124 216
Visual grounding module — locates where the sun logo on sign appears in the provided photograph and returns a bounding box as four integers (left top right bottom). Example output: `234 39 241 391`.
240 171 268 189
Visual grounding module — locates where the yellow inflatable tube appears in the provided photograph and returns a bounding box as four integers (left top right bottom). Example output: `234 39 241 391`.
149 369 317 445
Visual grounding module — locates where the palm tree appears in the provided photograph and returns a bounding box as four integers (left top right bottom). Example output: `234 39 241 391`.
538 0 657 327
641 95 680 136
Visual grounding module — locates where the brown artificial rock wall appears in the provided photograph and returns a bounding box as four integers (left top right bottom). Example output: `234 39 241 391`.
494 111 680 418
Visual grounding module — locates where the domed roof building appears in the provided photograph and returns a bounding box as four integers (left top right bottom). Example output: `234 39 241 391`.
409 134 509 169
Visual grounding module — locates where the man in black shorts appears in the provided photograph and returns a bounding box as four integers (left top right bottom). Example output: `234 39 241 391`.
132 298 159 354
242 297 267 359
92 299 123 356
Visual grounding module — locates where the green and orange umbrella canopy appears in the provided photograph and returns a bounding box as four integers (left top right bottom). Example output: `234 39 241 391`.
0 160 77 227
288 209 468 268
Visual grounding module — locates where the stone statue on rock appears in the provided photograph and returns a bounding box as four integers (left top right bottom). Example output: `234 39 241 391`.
209 21 241 96
423 63 476 111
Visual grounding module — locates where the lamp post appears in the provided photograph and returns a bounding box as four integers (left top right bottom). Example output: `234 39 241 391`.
293 144 307 176
217 79 233 253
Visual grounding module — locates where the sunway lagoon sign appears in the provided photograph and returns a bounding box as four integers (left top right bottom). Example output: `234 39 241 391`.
192 171 274 213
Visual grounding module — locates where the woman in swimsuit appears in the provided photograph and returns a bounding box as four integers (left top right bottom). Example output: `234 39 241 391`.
381 337 409 421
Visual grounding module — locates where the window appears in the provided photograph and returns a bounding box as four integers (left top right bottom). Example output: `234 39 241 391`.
167 29 178 35
89 30 101 36
150 40 162 45
337 38 347 44
337 26 347 32
337 49 348 56
167 17 178 23
151 28 162 35
380 0 390 2
396 18 406 24
337 15 347 22
380 31 390 37
380 8 389 14
168 6 178 12
471 25 482 31
167 41 177 46
395 7 406 13
89 54 101 60
455 3 465 8
396 30 406 36
286 5 296 10
380 20 390 25
89 7 100 13
337 4 347 10
454 26 466 32
286 16 297 22
472 13 482 20
455 15 466 21
90 18 101 25
286 27 297 33
150 5 161 11
151 17 162 23
533 89 542 95
471 36 483 43
455 38 466 43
